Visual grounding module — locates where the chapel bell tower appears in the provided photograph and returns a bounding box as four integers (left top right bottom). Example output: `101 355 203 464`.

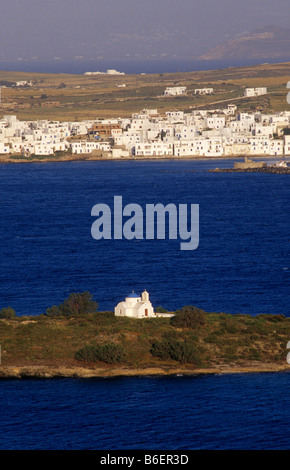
142 289 149 302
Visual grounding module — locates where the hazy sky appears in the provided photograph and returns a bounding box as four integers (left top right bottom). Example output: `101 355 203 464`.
1 0 290 62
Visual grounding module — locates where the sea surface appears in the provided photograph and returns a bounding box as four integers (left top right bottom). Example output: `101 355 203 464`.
1 57 290 75
0 158 289 450
0 158 288 317
1 372 290 450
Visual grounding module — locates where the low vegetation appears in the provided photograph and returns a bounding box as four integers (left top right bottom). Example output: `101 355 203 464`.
1 62 290 122
75 343 125 364
0 293 289 370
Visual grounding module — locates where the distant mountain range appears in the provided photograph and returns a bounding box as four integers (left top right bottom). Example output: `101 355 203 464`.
198 26 290 61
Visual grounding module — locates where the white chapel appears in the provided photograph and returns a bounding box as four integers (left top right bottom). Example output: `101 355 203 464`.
114 290 156 319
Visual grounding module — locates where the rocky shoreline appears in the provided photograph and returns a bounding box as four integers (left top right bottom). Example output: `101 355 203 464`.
0 363 289 379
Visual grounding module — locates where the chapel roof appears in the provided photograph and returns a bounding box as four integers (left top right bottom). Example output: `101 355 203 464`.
127 291 140 298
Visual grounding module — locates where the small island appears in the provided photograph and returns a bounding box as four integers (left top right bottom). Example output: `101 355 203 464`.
0 291 289 379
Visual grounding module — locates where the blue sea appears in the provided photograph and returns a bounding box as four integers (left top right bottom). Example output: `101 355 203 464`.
0 158 289 450
1 57 290 75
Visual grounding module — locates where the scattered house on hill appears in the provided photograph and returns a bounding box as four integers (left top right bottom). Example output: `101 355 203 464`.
244 87 267 97
164 86 187 96
194 88 214 95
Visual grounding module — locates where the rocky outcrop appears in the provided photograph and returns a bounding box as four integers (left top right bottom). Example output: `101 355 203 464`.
233 157 267 169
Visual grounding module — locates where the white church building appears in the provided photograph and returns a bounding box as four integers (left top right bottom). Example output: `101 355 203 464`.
115 290 156 318
115 290 175 319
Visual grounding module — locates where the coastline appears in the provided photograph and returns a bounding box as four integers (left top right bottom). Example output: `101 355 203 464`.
0 154 280 164
0 363 289 379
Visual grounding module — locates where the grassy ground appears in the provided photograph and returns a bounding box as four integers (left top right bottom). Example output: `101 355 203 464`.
0 309 289 371
1 62 290 121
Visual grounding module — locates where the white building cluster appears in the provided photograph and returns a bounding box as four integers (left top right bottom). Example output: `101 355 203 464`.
112 106 290 158
1 104 290 158
0 115 85 156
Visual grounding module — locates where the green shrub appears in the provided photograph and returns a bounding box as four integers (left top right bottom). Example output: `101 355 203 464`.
0 306 16 319
46 292 98 317
223 346 239 361
151 336 201 364
74 345 99 362
170 305 206 329
204 333 219 343
221 324 239 334
246 348 261 360
257 314 286 323
74 343 124 364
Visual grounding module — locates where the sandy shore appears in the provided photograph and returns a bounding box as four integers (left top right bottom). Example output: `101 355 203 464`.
0 363 289 379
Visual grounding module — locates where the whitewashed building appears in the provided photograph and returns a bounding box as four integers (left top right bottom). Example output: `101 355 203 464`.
249 137 283 156
113 131 142 151
134 141 173 156
194 88 214 95
164 86 187 96
270 140 284 156
206 115 226 130
33 141 68 155
244 87 267 97
166 111 185 122
115 290 155 318
252 124 275 137
71 141 111 154
174 125 198 140
174 137 223 157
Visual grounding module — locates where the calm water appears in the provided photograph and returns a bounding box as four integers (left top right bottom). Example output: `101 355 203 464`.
1 373 290 450
0 158 289 450
0 158 288 317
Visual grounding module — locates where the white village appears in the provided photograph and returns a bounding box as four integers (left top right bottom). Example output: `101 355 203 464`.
0 86 290 161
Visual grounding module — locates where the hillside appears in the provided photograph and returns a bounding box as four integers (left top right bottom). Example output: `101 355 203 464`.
1 60 290 123
199 26 290 61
